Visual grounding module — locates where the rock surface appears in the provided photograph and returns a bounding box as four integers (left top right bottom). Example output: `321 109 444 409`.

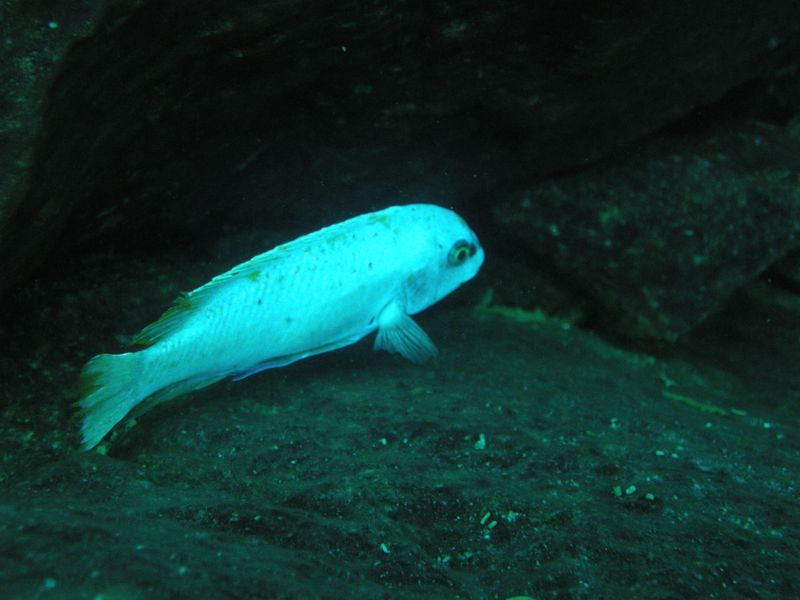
0 0 139 290
0 247 798 598
3 0 800 320
494 122 800 341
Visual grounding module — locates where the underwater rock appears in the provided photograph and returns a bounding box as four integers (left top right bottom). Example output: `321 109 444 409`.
3 1 800 297
0 0 138 295
770 250 800 290
494 122 800 342
2 293 798 598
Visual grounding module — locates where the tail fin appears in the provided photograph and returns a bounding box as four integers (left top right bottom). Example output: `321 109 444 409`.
78 352 142 450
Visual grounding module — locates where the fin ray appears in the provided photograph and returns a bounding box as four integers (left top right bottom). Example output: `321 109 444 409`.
78 353 143 450
132 210 397 347
231 334 365 380
373 302 438 363
132 252 283 346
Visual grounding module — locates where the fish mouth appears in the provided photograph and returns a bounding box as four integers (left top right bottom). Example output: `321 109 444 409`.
473 241 486 270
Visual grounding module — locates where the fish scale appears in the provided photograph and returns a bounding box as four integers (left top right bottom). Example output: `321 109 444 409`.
77 203 484 449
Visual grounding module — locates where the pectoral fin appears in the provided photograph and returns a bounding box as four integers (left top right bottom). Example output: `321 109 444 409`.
373 301 438 363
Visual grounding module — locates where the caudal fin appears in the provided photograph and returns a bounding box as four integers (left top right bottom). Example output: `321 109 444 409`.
78 352 142 450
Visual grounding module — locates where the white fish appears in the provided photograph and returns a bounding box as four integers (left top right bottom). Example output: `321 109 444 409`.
78 203 484 449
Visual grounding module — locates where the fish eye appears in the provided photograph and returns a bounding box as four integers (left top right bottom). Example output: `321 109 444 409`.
448 240 475 266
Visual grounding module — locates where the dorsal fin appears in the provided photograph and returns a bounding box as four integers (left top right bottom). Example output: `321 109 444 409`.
132 249 283 346
131 207 399 347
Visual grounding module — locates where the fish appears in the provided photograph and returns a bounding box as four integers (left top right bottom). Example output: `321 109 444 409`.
78 203 484 449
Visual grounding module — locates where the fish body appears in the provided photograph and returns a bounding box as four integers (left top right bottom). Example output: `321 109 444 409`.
79 203 484 449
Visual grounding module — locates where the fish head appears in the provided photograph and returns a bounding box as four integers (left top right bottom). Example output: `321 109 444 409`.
402 205 484 314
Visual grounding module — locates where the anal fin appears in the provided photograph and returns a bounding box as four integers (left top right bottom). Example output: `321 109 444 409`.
231 334 365 381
